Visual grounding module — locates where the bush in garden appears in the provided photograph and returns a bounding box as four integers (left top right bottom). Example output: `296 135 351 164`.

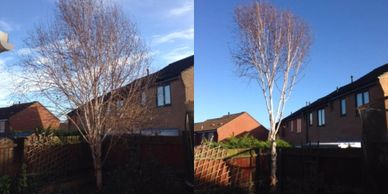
203 134 292 149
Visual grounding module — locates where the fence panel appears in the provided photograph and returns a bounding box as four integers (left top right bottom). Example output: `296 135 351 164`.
23 134 92 184
0 138 17 175
194 145 260 193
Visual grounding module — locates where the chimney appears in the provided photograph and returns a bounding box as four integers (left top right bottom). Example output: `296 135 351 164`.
146 68 149 76
336 86 339 92
228 112 230 116
351 75 354 83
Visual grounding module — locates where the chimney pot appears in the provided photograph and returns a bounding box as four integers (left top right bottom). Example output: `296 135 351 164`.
351 75 354 83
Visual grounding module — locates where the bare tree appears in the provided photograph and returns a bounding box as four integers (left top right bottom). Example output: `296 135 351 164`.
18 0 151 190
233 1 311 190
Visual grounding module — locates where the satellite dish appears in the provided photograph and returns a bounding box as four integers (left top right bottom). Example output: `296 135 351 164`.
0 31 13 53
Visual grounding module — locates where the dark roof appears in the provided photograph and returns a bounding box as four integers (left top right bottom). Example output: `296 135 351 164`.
194 112 245 132
0 102 37 120
283 63 388 121
155 55 193 82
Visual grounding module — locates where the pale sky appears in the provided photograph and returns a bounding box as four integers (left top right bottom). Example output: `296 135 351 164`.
0 0 193 109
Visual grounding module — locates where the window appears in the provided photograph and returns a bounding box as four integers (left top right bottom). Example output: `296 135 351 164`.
141 92 146 106
317 108 325 127
0 120 5 133
116 100 124 108
296 118 302 133
208 132 215 141
340 98 346 116
157 84 171 107
141 128 179 136
356 91 369 107
309 112 313 126
290 120 294 132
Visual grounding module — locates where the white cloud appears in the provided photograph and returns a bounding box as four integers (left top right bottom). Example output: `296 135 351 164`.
152 28 193 45
0 57 17 106
163 46 193 63
0 20 13 32
16 47 36 56
169 2 193 16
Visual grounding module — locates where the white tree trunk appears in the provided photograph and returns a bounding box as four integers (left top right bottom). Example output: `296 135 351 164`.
270 136 278 190
92 143 103 191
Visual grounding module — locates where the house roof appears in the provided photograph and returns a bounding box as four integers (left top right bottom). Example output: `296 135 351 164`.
194 112 245 132
0 101 37 120
283 63 388 121
155 55 193 82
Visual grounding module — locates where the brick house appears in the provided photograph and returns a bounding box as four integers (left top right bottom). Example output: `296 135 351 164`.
280 64 388 147
194 112 268 145
0 101 60 135
138 55 194 136
68 55 194 136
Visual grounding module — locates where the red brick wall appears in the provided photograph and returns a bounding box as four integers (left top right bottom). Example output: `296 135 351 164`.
143 78 188 133
282 83 384 145
217 113 268 141
9 103 60 132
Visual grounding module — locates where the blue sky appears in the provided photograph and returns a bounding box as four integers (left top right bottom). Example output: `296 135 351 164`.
0 0 193 107
195 0 388 128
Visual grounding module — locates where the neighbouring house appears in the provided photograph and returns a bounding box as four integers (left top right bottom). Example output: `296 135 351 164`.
68 55 194 136
280 63 388 147
139 55 194 136
194 112 268 145
0 101 60 136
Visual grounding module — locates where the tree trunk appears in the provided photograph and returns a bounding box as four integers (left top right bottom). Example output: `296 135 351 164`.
270 140 278 192
92 143 103 191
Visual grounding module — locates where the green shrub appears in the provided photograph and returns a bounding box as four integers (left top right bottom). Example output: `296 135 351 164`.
17 164 28 193
0 176 12 194
203 134 292 149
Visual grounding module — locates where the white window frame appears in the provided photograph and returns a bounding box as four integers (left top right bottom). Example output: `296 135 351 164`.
340 98 346 116
140 128 179 136
141 91 147 106
356 91 369 107
309 112 313 126
296 118 302 133
157 84 171 107
317 108 325 127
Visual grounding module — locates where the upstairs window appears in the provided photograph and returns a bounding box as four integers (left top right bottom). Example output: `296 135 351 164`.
116 100 124 108
0 120 5 133
290 120 294 132
340 98 346 116
309 112 313 126
317 108 325 127
157 84 171 107
296 118 302 133
356 91 369 107
141 91 147 106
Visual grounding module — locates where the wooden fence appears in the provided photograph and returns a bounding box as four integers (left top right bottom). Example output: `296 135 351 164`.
194 146 364 193
23 134 92 183
0 135 187 183
194 145 266 193
278 148 365 188
0 138 17 175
